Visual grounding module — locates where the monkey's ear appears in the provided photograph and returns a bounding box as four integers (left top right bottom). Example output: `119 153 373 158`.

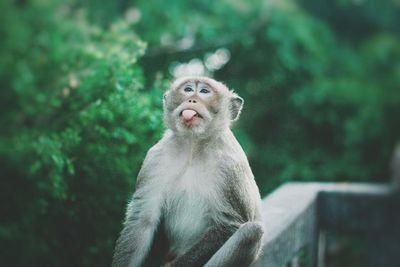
163 91 169 104
230 95 244 121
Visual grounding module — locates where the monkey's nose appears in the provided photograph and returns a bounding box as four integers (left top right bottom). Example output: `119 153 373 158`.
188 99 197 103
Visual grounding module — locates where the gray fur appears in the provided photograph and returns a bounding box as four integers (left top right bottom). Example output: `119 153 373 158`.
112 77 263 267
204 222 264 267
229 94 243 121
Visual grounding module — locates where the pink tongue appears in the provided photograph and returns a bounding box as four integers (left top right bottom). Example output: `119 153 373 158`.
182 109 197 121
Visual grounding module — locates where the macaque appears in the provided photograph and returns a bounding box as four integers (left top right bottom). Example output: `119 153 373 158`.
112 77 263 267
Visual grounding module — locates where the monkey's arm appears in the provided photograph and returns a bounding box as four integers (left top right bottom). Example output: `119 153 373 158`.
112 189 162 267
112 152 164 267
112 145 166 267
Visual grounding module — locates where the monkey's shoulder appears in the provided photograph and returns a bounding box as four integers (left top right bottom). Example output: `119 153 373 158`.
134 138 170 187
215 144 253 179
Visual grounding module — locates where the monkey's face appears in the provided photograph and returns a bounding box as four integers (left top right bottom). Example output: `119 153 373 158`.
163 77 243 137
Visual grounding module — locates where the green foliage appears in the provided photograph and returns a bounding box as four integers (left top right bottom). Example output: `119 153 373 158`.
0 1 164 266
222 2 400 194
1 0 399 266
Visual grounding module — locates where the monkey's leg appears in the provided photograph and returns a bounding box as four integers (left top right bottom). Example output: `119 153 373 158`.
204 222 264 267
168 226 234 267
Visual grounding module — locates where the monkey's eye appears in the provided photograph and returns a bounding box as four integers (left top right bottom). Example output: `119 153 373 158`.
200 88 210 94
184 87 193 92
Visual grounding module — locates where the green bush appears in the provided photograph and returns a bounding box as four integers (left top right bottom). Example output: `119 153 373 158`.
0 1 164 266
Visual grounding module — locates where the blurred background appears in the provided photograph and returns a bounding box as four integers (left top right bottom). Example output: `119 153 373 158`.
0 0 399 266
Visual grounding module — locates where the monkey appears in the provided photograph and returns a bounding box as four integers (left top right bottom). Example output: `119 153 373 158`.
112 76 264 267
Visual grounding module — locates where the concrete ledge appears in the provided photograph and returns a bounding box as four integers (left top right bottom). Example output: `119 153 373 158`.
253 182 397 267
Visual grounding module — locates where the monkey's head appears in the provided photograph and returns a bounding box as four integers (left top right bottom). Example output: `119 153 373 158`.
163 76 243 138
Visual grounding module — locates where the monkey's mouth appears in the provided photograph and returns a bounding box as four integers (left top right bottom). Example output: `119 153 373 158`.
180 109 203 124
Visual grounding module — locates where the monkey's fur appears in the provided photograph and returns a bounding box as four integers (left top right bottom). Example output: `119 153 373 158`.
112 77 264 267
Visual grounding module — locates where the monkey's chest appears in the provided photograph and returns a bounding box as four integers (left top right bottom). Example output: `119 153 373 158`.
164 192 209 254
163 173 218 255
